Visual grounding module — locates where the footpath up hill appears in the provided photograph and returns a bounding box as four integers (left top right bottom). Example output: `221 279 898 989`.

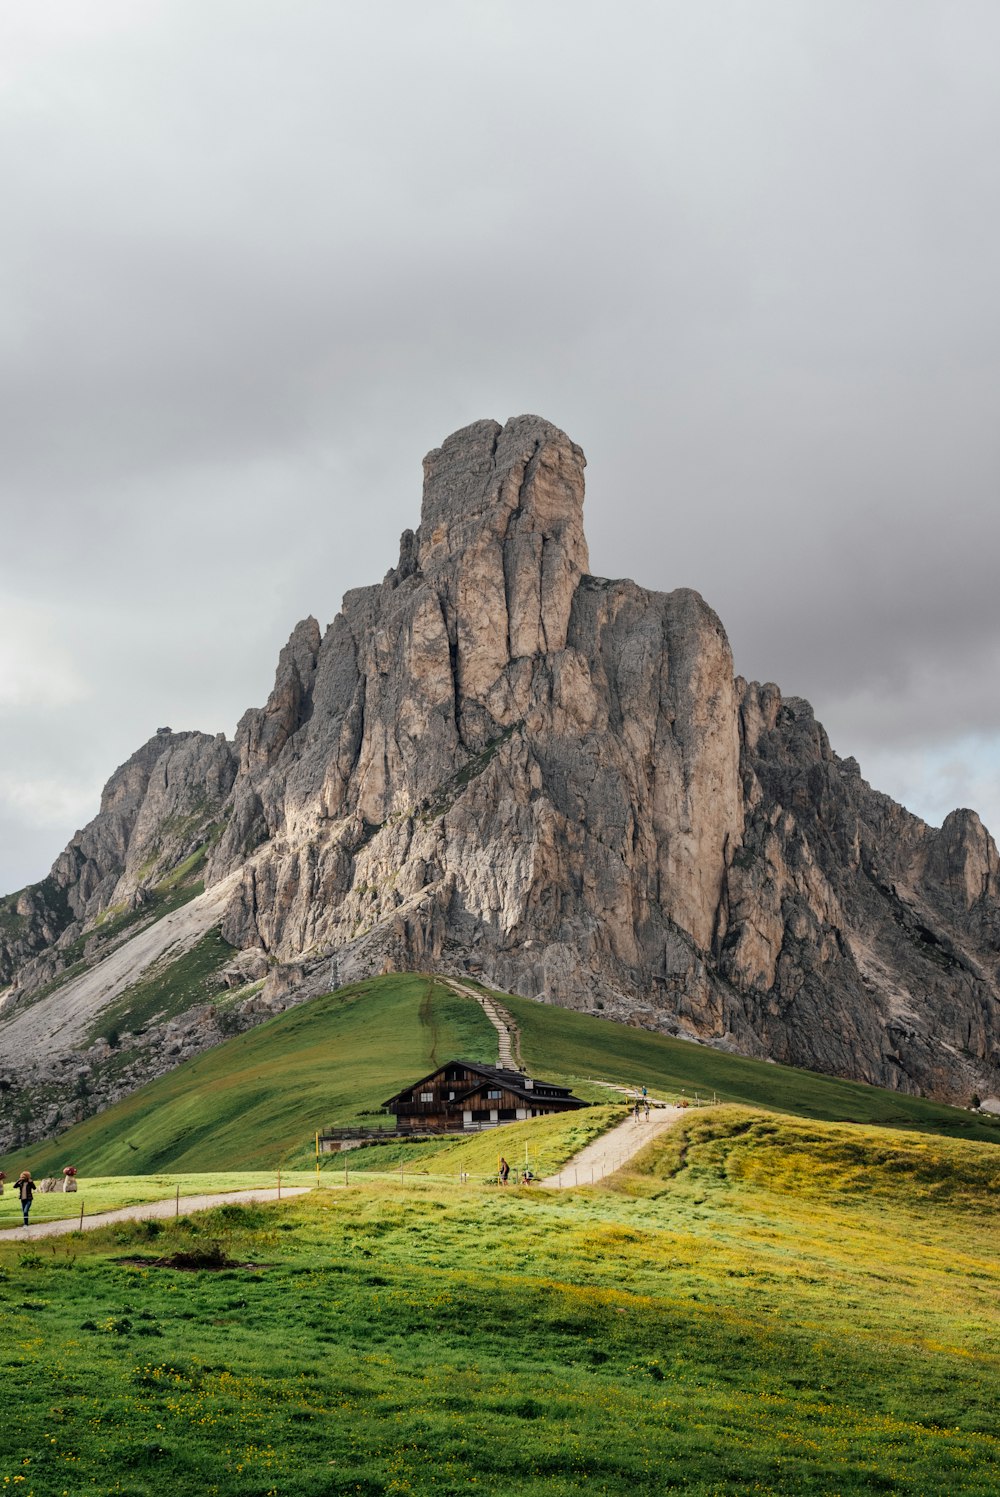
3 972 998 1178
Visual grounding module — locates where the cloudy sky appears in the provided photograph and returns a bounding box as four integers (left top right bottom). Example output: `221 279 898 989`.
2 1 998 893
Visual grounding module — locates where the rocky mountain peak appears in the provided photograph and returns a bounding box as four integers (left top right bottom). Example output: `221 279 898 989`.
926 808 1000 912
235 616 322 773
3 414 1000 1129
388 415 590 720
418 414 587 565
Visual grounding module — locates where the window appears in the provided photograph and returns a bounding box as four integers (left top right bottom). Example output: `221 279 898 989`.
420 1092 434 1102
487 1089 501 1099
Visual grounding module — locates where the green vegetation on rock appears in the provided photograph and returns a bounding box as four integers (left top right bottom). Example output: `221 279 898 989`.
88 928 236 1046
11 843 215 1013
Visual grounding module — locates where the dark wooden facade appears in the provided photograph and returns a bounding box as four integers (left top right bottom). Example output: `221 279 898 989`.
382 1060 585 1131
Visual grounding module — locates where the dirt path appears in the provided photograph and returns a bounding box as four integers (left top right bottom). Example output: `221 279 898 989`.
0 1110 686 1236
446 979 521 1068
539 1106 685 1188
0 1186 311 1243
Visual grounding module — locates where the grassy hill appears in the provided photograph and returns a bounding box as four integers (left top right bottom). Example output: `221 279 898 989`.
3 971 998 1178
492 984 1000 1139
1 1108 999 1494
1 973 497 1176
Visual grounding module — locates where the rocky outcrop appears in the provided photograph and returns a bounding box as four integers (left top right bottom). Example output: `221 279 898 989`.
3 414 999 1113
0 731 235 999
720 688 1000 1098
199 414 999 1103
204 418 743 1038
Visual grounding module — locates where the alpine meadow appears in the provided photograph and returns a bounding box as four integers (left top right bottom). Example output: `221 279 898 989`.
4 6 1000 1493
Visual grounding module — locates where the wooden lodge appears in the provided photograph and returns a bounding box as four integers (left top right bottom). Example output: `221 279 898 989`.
381 1060 586 1132
317 1061 586 1152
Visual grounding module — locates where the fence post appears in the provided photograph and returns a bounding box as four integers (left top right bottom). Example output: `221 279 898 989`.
175 1185 179 1218
78 1198 84 1231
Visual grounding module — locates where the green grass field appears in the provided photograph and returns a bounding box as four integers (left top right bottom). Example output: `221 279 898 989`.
330 1103 623 1179
1 1109 998 1495
0 1172 316 1229
4 972 998 1183
0 1109 626 1227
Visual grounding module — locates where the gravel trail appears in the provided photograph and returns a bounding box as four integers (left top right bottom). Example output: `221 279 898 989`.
539 1106 685 1188
445 979 521 1068
0 1186 310 1242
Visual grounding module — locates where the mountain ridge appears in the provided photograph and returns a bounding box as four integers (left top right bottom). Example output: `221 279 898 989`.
2 413 998 1145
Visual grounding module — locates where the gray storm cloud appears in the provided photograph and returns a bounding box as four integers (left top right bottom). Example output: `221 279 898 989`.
2 0 999 891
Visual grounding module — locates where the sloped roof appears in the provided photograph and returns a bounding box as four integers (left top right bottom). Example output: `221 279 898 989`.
381 1058 578 1110
458 1075 583 1110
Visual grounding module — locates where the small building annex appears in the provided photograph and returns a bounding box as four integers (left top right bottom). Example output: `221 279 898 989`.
382 1060 586 1131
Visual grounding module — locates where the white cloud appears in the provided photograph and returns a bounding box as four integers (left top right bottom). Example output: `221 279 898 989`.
1 0 1000 890
0 600 89 709
0 770 98 832
857 735 1000 842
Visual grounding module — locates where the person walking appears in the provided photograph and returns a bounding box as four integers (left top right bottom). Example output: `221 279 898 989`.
16 1171 35 1226
498 1157 510 1186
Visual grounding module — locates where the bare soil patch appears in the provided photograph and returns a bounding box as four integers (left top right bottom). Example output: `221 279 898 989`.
116 1248 270 1272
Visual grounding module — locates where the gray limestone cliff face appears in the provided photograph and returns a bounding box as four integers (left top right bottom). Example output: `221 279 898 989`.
3 414 999 1109
196 414 1000 1103
207 417 744 1044
719 688 1000 1098
0 731 235 996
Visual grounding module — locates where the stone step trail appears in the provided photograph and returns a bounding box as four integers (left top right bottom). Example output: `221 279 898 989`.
445 979 521 1069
